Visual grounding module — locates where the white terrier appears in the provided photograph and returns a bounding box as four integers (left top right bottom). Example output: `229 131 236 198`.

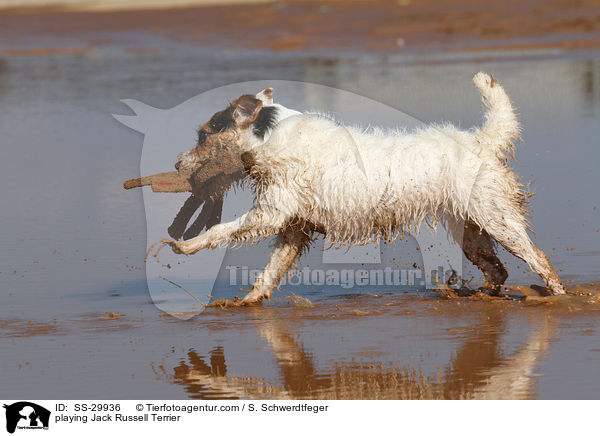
162 72 565 304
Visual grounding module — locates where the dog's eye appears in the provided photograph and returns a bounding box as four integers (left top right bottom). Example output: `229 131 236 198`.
197 129 208 144
207 107 235 133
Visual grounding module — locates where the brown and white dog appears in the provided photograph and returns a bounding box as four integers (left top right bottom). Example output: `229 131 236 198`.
157 74 565 305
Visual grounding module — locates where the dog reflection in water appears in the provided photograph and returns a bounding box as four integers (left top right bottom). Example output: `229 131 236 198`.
152 306 554 400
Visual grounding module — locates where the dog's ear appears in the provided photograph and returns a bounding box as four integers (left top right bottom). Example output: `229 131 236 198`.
255 87 274 105
233 95 263 126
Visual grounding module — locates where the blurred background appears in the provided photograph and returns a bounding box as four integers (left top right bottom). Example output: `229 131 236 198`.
2 0 600 52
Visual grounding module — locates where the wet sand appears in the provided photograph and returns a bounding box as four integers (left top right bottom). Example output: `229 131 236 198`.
3 283 600 399
2 0 600 54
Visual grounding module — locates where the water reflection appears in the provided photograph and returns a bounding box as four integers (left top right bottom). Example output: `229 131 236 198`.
580 59 600 115
441 312 553 400
156 301 556 399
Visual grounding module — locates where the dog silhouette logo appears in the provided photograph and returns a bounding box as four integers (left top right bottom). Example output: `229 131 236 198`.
3 402 50 434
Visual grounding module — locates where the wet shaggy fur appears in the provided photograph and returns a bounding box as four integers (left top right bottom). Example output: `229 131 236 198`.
162 73 565 303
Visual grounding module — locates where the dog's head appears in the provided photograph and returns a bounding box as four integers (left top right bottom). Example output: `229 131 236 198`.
175 87 284 175
169 88 300 240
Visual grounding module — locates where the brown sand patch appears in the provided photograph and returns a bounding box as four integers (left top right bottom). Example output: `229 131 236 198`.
0 318 64 337
1 0 600 54
99 311 126 320
0 47 88 56
75 312 137 332
197 281 600 321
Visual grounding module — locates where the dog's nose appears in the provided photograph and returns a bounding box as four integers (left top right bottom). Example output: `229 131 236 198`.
175 161 181 171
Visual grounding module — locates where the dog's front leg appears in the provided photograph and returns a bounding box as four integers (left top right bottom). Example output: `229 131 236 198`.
162 208 288 255
161 214 247 255
241 227 312 305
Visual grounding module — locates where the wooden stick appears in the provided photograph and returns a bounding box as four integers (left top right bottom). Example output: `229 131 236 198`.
123 171 191 192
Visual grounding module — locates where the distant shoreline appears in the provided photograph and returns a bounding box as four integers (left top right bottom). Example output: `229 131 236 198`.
2 0 600 54
0 0 272 13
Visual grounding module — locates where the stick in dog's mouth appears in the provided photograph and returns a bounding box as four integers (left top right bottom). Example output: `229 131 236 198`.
123 171 191 192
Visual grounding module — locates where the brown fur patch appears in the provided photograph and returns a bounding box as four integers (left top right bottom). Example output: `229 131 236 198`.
232 95 263 127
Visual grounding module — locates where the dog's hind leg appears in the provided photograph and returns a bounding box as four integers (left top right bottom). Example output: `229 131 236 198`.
449 218 508 295
478 217 566 295
241 226 312 305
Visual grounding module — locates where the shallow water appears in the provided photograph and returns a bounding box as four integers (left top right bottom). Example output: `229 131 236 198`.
1 47 599 399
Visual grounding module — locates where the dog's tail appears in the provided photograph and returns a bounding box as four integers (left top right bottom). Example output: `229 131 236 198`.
473 72 520 162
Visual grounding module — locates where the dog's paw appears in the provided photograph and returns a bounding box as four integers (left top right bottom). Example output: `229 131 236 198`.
473 71 496 89
160 238 189 255
240 289 267 305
